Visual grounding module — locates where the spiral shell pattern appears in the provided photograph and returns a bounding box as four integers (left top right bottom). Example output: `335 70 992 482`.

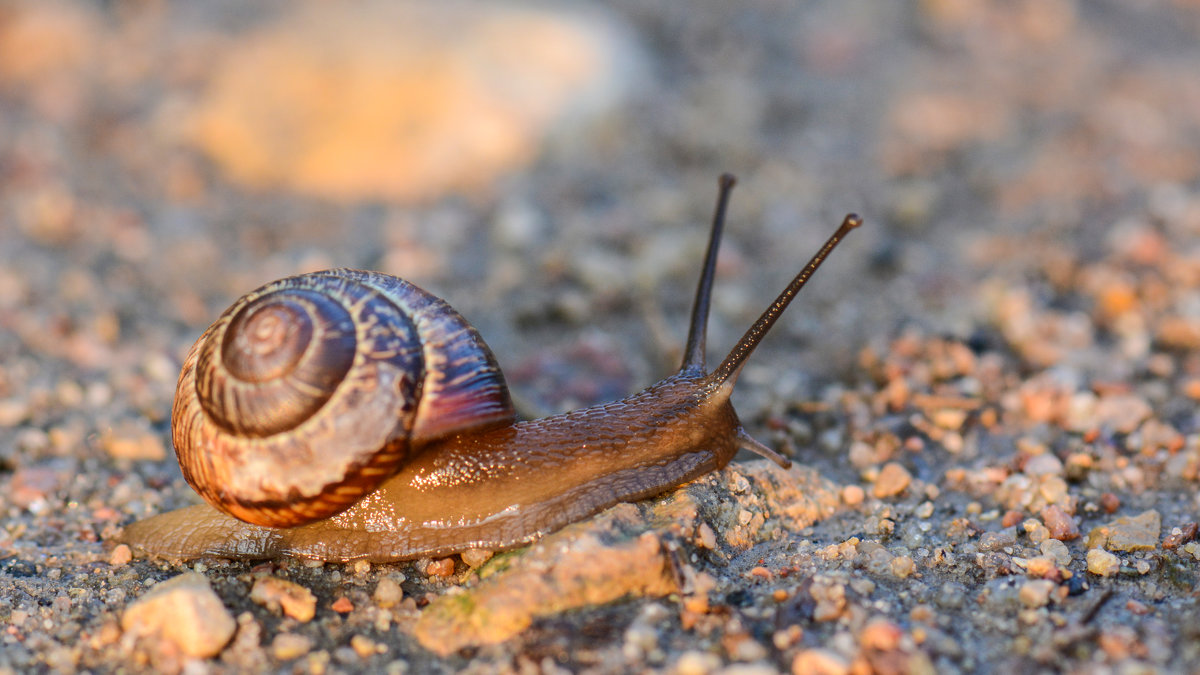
173 269 515 528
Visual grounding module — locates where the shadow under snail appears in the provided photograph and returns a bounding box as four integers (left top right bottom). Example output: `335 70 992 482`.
119 175 861 562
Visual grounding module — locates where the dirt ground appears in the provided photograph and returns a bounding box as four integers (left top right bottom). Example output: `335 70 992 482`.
2 1 1199 673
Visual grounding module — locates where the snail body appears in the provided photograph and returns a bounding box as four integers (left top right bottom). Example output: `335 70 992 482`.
120 177 861 562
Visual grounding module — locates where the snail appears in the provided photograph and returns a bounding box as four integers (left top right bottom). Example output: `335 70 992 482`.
119 175 861 562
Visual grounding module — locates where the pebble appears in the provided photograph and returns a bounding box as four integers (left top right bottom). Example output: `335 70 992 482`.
1087 510 1161 552
1019 579 1057 608
460 548 494 569
1023 518 1050 544
1024 556 1057 578
978 528 1017 552
9 466 62 508
415 524 675 655
100 424 166 461
271 633 313 661
792 648 850 675
331 596 354 614
859 618 903 650
1162 522 1198 550
1035 536 1069 564
1023 453 1063 476
809 577 847 622
1086 548 1121 577
108 543 132 567
350 634 381 658
120 572 236 658
1040 504 1080 540
1100 492 1121 514
872 462 912 498
890 555 916 579
373 577 404 609
1093 394 1152 434
674 650 722 675
841 484 865 506
425 558 456 578
249 576 317 622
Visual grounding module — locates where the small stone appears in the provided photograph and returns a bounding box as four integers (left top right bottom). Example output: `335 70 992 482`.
1023 518 1050 544
1088 510 1161 552
872 462 912 498
460 549 494 569
773 625 804 650
695 522 718 549
425 558 455 578
9 466 62 508
350 634 379 658
1024 556 1057 578
859 617 903 650
1163 522 1198 550
373 577 404 609
1126 600 1151 615
1019 579 1056 608
1087 548 1120 577
1039 539 1071 565
675 650 722 675
1093 394 1151 434
1038 476 1069 506
841 485 865 506
250 577 317 622
792 648 850 675
748 566 772 580
930 408 968 430
331 596 354 614
121 573 236 658
810 578 847 622
890 556 915 579
1040 504 1080 540
978 529 1017 551
108 544 132 567
100 424 166 461
1023 454 1063 476
726 634 769 662
353 560 371 575
1100 493 1121 514
271 633 313 660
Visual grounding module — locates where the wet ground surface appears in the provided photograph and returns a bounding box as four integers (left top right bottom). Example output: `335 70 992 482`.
2 1 1199 673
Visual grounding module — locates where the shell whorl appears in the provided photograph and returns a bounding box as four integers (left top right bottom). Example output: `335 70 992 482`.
173 269 516 528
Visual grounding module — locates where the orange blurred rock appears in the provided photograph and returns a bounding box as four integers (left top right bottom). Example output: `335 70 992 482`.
188 1 637 202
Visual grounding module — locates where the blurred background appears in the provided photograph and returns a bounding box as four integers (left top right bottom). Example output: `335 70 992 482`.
1 0 1199 523
3 1 1200 671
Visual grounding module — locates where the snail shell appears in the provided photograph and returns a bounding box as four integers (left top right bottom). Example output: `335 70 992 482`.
175 269 514 528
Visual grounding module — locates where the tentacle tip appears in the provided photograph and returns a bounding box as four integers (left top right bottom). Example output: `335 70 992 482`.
719 173 737 189
842 213 864 230
735 428 792 469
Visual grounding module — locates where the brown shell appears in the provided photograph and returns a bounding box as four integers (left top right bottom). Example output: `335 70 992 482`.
173 269 515 528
